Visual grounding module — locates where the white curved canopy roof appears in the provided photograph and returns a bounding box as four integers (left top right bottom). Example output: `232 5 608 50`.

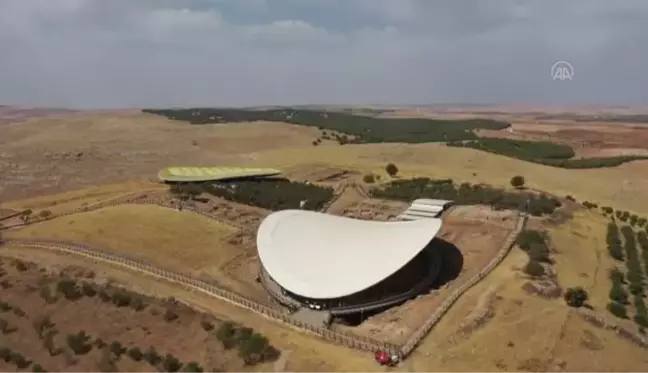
257 210 442 299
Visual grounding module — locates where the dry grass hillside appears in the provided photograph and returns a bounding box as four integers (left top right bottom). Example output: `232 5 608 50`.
2 110 648 216
245 143 648 215
403 211 648 372
3 108 648 371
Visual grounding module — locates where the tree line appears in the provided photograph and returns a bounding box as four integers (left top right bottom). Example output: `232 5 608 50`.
143 108 510 144
370 177 561 216
447 138 648 169
171 179 334 211
605 222 648 328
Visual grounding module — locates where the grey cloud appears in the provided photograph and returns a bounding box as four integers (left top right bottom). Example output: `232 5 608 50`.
0 0 646 108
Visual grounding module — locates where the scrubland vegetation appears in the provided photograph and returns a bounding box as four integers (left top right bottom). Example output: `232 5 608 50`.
0 257 280 372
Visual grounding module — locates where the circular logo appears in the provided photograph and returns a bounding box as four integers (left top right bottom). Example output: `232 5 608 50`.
551 60 574 81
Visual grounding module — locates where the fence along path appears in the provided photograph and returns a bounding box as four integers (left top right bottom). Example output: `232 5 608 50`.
399 211 528 358
0 193 250 233
1 191 526 359
0 238 398 355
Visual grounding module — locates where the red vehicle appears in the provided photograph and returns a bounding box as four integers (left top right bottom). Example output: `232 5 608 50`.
375 351 399 366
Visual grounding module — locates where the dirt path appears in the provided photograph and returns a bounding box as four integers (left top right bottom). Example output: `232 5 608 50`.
325 183 368 215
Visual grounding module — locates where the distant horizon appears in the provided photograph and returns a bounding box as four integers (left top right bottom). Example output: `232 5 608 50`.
2 103 648 114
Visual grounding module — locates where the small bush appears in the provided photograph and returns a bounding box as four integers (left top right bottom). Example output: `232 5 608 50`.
0 318 16 334
216 322 238 349
510 175 525 189
0 347 10 362
44 331 62 356
56 279 82 301
33 315 54 339
39 287 57 304
634 313 648 328
130 297 146 311
385 163 399 177
609 282 629 305
10 352 31 369
0 301 12 312
98 289 111 302
523 260 545 277
15 260 28 272
111 291 132 308
109 341 126 357
161 353 183 372
237 332 281 365
32 363 46 372
607 301 628 318
66 331 93 355
182 361 203 372
144 347 161 365
80 282 97 297
564 287 588 308
363 174 376 184
127 347 143 361
516 230 546 250
38 210 52 219
527 242 551 263
200 320 214 332
163 308 178 322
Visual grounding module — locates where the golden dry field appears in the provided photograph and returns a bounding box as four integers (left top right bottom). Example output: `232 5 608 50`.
246 143 648 215
3 107 648 371
403 210 648 371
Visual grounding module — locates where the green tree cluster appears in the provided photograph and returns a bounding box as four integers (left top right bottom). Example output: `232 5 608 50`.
200 179 334 211
608 267 629 319
447 138 648 169
143 108 510 144
621 226 644 296
638 231 648 278
215 322 280 366
606 222 624 261
371 177 561 216
516 229 552 269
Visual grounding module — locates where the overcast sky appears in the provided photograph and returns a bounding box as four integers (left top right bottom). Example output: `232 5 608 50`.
1 0 647 108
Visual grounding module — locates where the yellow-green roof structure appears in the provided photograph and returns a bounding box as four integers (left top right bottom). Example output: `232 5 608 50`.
158 166 282 182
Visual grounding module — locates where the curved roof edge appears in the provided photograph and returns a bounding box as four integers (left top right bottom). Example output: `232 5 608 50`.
257 210 442 299
158 166 282 182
